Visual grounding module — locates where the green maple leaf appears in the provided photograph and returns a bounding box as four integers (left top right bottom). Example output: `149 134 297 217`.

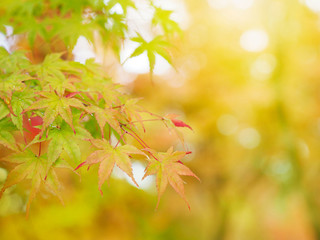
0 150 62 216
152 7 182 36
143 147 199 209
121 98 146 131
87 105 122 138
0 117 18 151
23 91 85 136
127 34 173 79
0 99 10 121
0 72 32 100
75 139 145 194
10 90 35 132
106 0 136 14
47 121 91 165
0 47 30 73
28 53 78 93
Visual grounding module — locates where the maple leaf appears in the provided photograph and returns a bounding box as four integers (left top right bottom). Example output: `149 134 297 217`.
0 99 10 121
10 90 35 132
22 114 43 144
0 72 32 100
87 105 121 138
106 0 136 14
165 113 193 130
152 6 182 36
75 139 145 194
0 47 30 73
116 98 146 132
47 121 91 166
28 53 77 81
0 117 18 151
143 147 199 209
22 91 85 136
127 34 173 79
0 150 63 216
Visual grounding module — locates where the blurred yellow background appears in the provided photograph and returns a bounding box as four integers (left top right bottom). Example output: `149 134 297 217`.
2 0 320 239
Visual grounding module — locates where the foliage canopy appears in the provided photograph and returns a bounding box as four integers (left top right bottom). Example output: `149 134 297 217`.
0 0 198 215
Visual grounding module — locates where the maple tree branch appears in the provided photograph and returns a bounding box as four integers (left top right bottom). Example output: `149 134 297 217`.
121 126 146 148
114 130 126 148
122 118 163 126
120 126 159 161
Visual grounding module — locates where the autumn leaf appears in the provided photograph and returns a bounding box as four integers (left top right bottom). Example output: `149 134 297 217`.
47 121 91 166
0 99 10 121
165 113 193 130
87 105 121 138
75 139 145 194
143 147 199 209
0 117 18 151
10 90 35 133
22 91 85 136
0 150 63 216
121 98 146 131
22 114 43 144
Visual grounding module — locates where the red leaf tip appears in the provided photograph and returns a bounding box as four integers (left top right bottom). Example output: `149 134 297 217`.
75 162 86 171
171 119 193 130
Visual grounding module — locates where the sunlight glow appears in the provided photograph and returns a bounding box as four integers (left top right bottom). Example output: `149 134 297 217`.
305 0 320 12
0 168 7 183
208 0 228 9
112 162 154 190
240 29 269 52
109 3 124 14
120 40 172 75
232 0 254 10
208 0 254 10
238 128 260 149
251 53 277 80
0 33 10 52
72 36 96 64
217 114 238 135
154 0 190 29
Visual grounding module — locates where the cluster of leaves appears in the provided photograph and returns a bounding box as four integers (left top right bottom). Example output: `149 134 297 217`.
0 0 198 215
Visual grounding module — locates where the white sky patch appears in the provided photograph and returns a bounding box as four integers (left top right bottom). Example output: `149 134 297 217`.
0 33 10 52
112 162 155 190
120 40 172 75
72 36 96 64
217 114 238 135
238 127 261 149
304 0 320 12
240 29 269 52
126 1 154 40
109 3 124 14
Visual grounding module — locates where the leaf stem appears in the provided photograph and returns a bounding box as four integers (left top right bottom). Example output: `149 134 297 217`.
114 130 125 148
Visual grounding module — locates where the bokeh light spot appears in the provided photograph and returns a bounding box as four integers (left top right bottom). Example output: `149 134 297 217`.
232 0 254 10
0 168 7 183
238 128 261 149
217 114 238 135
208 0 229 10
251 53 277 80
240 29 269 52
